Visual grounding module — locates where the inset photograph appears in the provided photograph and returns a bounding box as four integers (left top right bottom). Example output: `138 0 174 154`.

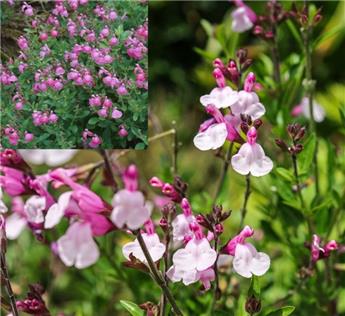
0 0 148 149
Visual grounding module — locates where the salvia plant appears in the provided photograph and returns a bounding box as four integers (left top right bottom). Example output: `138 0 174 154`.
1 0 345 316
0 0 148 149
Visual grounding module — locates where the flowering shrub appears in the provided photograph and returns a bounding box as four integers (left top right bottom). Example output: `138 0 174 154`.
1 1 345 316
0 0 148 149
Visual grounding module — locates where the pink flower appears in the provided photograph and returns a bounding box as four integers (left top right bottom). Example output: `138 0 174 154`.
22 2 34 16
17 36 29 51
231 1 256 33
89 95 102 107
193 121 227 151
200 87 239 109
111 189 151 230
224 226 270 278
57 221 100 269
103 97 112 108
109 36 119 46
122 165 139 192
97 107 108 117
117 85 128 96
39 33 48 41
118 125 128 137
311 234 338 262
112 108 123 119
0 167 26 196
89 135 102 148
231 127 273 176
24 132 34 143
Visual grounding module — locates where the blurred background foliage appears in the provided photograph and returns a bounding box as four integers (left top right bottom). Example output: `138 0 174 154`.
2 1 345 315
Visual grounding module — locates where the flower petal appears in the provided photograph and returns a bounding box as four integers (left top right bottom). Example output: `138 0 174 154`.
231 143 253 175
250 144 273 177
172 248 197 270
193 123 227 151
250 251 270 276
232 243 254 278
5 213 27 240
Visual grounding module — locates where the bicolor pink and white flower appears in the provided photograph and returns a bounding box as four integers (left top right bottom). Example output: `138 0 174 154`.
231 0 257 33
224 225 270 278
111 165 151 230
231 127 273 176
171 198 195 242
122 220 165 264
167 224 217 290
230 73 265 120
292 97 325 123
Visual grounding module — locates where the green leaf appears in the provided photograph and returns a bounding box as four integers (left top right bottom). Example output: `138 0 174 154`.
298 133 316 174
200 19 213 37
275 167 293 182
134 143 147 150
88 117 99 125
248 275 260 299
119 300 144 316
265 306 295 316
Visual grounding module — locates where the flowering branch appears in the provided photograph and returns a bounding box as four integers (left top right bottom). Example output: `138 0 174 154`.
135 231 183 316
239 174 251 229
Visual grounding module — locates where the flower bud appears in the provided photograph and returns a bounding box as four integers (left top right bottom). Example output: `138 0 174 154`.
236 48 248 64
275 139 289 152
253 119 262 129
245 295 261 315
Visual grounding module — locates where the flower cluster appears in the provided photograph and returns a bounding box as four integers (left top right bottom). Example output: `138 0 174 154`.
194 50 273 177
1 0 148 149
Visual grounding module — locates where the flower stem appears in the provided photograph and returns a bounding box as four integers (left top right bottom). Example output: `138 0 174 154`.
303 1 320 195
213 143 233 206
100 150 118 192
291 154 314 235
239 174 251 229
0 252 19 316
136 231 183 316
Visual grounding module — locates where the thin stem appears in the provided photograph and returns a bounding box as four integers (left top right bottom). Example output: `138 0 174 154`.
291 154 306 209
239 174 251 229
271 35 281 85
212 143 233 206
0 253 19 316
100 150 118 192
209 237 220 315
136 231 183 316
171 122 178 176
303 1 319 195
291 154 313 234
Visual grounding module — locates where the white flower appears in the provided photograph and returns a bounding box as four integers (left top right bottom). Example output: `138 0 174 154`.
232 243 270 278
200 87 239 109
301 97 325 122
231 7 253 33
18 150 77 166
122 233 166 263
111 189 151 230
5 213 27 240
57 221 100 269
230 91 265 120
193 123 228 151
